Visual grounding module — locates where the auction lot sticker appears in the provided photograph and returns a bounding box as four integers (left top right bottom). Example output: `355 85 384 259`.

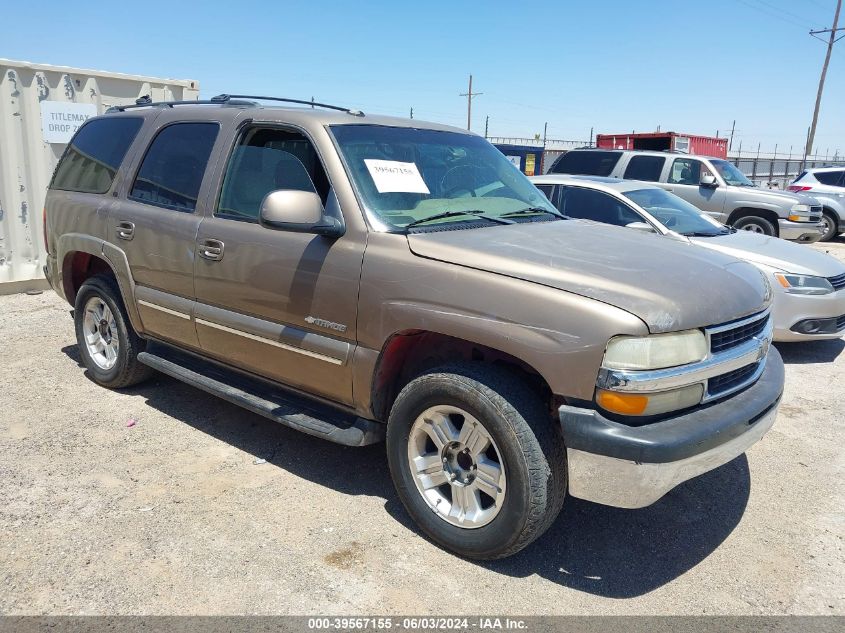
364 159 430 194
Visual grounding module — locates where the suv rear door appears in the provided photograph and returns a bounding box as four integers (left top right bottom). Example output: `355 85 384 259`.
110 110 227 349
660 157 727 220
191 123 364 406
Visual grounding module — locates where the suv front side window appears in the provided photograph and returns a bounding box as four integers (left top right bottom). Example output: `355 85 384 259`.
217 127 329 222
129 122 219 212
668 158 714 185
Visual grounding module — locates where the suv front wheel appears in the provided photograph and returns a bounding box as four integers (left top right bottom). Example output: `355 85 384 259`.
386 363 567 559
74 274 154 389
733 215 777 236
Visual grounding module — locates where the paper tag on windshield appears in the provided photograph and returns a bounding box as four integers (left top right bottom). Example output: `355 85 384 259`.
364 159 430 194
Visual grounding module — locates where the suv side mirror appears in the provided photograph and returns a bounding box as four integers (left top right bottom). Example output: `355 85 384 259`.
625 221 656 233
259 190 344 238
700 174 718 188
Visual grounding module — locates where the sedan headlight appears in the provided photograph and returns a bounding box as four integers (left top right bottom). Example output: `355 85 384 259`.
603 329 708 370
774 273 834 295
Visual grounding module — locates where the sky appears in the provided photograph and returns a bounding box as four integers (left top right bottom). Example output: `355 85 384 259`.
3 0 843 156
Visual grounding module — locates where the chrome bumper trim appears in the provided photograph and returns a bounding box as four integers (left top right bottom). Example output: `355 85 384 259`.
566 403 778 508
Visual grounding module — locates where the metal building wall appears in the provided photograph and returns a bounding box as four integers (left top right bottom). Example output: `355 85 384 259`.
0 59 199 293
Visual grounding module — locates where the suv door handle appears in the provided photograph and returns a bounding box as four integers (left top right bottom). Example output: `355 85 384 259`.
198 238 225 261
115 221 135 241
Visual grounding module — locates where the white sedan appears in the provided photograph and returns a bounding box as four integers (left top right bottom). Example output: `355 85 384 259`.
531 174 845 342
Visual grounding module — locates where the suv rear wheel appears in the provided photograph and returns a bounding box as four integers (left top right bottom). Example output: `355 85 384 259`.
386 363 566 559
733 215 776 236
74 274 154 388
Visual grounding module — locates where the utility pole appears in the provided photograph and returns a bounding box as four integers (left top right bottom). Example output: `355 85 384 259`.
410 107 413 119
805 0 843 158
459 74 482 131
729 120 736 151
311 96 315 109
484 115 489 139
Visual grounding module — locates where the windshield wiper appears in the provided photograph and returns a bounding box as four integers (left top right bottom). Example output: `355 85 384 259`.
683 231 724 237
404 210 514 230
501 206 568 219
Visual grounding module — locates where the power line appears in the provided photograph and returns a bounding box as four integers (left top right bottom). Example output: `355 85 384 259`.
735 0 819 29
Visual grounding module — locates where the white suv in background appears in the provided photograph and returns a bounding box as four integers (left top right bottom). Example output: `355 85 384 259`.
549 149 825 243
789 167 845 241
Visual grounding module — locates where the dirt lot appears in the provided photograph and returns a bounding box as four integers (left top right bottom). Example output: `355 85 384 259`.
1 242 843 616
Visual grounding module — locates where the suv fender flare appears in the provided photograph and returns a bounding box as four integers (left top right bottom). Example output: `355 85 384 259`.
57 234 144 335
101 241 144 334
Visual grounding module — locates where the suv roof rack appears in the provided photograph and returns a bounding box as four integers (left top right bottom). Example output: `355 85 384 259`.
107 94 365 116
211 94 364 116
107 95 258 112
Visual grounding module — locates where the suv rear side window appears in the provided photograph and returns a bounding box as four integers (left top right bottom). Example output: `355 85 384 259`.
129 122 219 212
816 170 845 186
623 155 665 182
50 117 143 194
217 127 330 222
550 151 622 176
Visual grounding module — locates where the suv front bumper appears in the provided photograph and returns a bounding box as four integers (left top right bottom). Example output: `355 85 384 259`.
559 346 784 509
778 219 824 243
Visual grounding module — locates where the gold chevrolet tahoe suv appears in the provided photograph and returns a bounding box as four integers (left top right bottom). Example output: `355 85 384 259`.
43 95 784 559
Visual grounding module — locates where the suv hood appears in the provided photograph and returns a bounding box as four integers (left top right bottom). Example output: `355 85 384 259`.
691 230 845 276
726 186 818 208
407 220 770 333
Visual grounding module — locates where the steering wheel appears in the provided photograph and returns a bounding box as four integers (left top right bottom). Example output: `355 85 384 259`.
440 164 485 198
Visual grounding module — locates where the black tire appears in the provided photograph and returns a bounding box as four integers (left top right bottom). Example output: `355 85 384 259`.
733 215 777 236
74 274 154 388
820 211 839 242
386 363 567 559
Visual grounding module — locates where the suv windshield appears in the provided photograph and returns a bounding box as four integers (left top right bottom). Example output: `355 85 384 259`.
711 159 755 187
330 125 557 230
623 187 730 237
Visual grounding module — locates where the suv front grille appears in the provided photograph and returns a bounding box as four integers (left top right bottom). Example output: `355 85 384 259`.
709 312 769 354
828 273 845 292
707 362 761 397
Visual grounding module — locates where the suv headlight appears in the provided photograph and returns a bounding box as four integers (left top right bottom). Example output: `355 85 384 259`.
603 329 707 370
774 273 834 295
788 203 814 221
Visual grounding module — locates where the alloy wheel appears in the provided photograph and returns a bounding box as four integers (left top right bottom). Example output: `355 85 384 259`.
407 405 506 528
82 296 119 370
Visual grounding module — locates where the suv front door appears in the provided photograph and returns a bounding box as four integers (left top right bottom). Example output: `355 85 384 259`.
192 124 364 405
662 157 727 221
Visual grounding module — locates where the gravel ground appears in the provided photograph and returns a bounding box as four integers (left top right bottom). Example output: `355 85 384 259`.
1 241 843 616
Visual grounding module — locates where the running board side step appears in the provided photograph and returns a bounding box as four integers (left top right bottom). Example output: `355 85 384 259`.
137 344 384 447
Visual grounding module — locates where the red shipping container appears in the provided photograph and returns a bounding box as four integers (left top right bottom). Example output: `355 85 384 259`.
596 132 728 159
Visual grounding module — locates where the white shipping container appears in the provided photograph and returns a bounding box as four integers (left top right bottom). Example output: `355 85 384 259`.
0 59 199 293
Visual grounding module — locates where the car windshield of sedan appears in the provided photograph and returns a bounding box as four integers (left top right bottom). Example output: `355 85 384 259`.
711 159 755 187
330 125 558 231
623 187 731 237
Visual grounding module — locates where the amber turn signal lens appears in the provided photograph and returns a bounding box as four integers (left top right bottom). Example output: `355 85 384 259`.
596 389 649 415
